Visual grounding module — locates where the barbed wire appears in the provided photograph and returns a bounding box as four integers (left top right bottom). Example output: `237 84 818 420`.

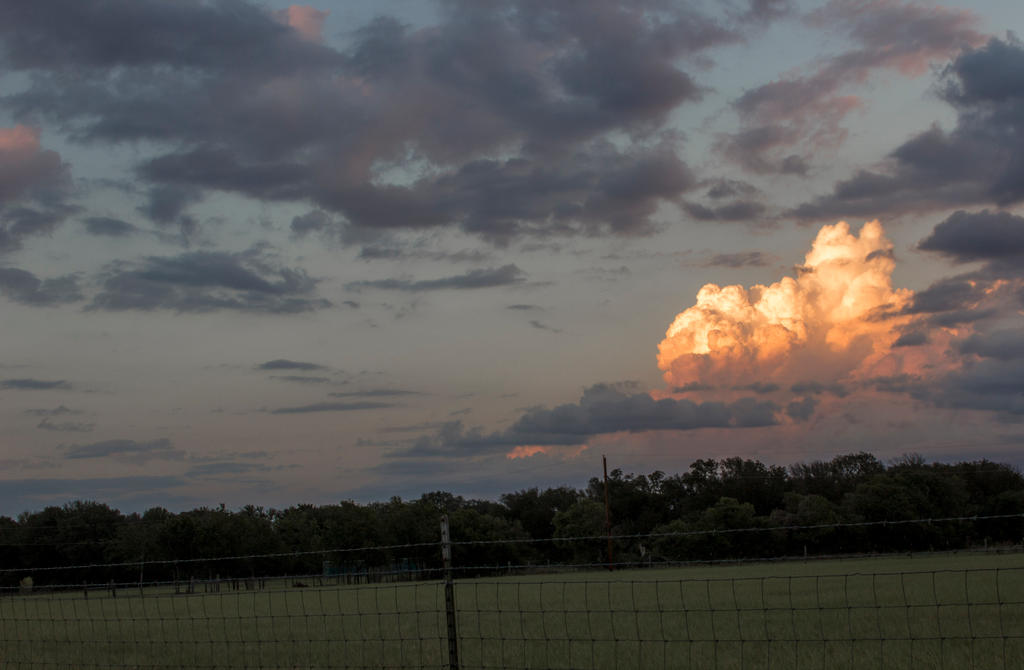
449 512 1024 547
2 512 1021 576
0 539 443 574
4 545 1021 595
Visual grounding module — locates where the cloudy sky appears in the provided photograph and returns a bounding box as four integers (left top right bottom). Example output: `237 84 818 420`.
1 0 1023 515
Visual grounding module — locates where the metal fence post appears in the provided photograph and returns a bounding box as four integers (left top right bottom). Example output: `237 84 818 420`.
440 514 460 670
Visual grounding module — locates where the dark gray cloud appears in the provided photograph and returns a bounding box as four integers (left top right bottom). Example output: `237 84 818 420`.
1 204 77 255
933 359 1024 416
0 125 73 253
270 375 332 384
793 37 1024 221
673 382 715 393
347 264 526 292
0 0 755 243
88 246 330 313
529 320 562 334
957 330 1024 361
289 209 334 239
81 216 139 237
905 276 990 316
0 267 83 306
790 381 847 397
390 383 779 458
61 438 183 462
0 128 65 204
575 265 631 283
358 245 492 264
137 184 203 240
785 396 818 422
737 382 780 394
740 0 795 23
328 389 424 398
871 347 1024 417
701 251 771 268
705 178 759 200
270 401 395 414
2 378 70 391
36 417 94 433
683 199 766 222
893 331 928 347
506 304 541 311
907 209 1024 326
257 359 325 371
918 210 1024 262
0 1 342 72
24 405 81 416
720 1 982 177
185 462 270 478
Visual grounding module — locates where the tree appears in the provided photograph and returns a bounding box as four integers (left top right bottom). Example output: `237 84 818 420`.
553 499 605 564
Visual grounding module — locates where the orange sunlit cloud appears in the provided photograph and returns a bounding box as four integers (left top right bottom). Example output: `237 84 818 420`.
505 444 589 460
658 220 916 390
275 5 329 43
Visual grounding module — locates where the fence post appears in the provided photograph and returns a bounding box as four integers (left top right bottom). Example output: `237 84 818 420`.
440 514 460 670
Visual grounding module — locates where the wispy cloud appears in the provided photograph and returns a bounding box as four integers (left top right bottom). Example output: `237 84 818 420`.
270 401 395 414
2 378 71 391
347 265 527 292
256 359 325 371
60 438 184 463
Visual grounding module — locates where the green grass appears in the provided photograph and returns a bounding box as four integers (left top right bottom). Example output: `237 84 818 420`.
1 552 1022 669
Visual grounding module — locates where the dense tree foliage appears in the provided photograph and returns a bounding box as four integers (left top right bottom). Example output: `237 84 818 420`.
2 453 1023 589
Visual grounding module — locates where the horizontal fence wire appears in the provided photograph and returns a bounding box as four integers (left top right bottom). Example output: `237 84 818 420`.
3 512 1021 575
1 517 1023 669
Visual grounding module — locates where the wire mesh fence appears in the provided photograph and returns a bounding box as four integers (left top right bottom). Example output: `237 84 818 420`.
1 517 1023 669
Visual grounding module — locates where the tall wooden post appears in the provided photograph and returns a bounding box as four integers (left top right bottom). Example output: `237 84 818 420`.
604 455 613 571
440 515 460 670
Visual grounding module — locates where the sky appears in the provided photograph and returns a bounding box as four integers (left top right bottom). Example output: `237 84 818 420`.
1 0 1023 516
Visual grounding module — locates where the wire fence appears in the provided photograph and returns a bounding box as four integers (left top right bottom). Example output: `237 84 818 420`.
1 516 1023 669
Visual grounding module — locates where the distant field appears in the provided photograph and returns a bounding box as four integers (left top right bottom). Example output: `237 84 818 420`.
1 552 1022 669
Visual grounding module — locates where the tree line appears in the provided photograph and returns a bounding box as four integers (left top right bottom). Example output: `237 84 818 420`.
2 452 1023 589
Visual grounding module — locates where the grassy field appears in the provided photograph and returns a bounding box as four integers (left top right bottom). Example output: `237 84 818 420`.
1 552 1022 669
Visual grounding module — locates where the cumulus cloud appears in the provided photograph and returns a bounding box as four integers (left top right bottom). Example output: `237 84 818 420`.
658 220 912 389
